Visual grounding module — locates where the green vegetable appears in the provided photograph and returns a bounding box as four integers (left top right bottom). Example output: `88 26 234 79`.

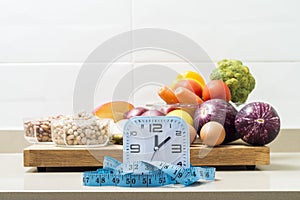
210 59 256 104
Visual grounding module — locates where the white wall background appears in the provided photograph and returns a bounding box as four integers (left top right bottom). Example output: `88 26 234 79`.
0 0 299 129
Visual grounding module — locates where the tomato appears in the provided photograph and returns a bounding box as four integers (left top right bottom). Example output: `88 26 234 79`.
202 80 231 102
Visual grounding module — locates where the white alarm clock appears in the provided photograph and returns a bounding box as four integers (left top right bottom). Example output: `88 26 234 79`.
123 116 190 168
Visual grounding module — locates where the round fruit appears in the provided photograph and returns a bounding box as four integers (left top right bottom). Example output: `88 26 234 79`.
200 121 226 146
176 71 205 88
173 79 203 97
202 80 231 102
166 109 193 125
235 102 281 146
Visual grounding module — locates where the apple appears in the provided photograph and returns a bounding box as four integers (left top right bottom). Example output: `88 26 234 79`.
173 79 202 97
93 101 134 122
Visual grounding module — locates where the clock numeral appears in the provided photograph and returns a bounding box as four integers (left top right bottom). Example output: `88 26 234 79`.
130 144 140 153
175 130 181 136
130 131 137 136
149 123 162 133
171 144 182 153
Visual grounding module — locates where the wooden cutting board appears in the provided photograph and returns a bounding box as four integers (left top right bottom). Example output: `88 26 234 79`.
23 141 270 170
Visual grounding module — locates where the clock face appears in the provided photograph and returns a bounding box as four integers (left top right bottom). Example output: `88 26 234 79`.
123 116 190 168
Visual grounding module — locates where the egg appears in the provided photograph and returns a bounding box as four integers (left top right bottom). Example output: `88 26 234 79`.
200 121 226 146
188 124 197 144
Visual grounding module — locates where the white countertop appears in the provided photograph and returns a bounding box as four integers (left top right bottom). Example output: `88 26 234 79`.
1 153 300 200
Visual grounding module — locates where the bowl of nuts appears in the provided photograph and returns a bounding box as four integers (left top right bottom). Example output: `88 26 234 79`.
23 117 58 144
51 112 112 147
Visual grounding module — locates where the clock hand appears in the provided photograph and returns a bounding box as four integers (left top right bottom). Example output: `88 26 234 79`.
152 135 159 161
151 151 157 161
154 134 159 151
157 136 171 149
151 136 171 161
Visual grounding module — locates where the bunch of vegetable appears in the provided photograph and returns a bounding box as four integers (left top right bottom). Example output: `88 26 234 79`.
210 59 256 105
95 59 281 147
154 59 281 147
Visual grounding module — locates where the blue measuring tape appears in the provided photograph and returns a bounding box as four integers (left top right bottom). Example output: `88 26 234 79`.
83 156 215 187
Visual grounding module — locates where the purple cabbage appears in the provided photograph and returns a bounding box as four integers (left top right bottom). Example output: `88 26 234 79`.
194 99 240 144
235 102 280 146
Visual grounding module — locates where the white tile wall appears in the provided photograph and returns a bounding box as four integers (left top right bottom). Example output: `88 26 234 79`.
0 64 79 129
132 0 300 62
0 0 131 62
0 63 134 129
0 0 299 129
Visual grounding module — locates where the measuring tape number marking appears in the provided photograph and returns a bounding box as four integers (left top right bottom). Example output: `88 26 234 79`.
83 156 215 187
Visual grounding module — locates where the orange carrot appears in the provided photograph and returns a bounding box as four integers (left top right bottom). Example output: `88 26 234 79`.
158 86 179 104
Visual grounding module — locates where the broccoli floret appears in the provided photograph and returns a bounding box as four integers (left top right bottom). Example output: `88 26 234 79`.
210 59 256 104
